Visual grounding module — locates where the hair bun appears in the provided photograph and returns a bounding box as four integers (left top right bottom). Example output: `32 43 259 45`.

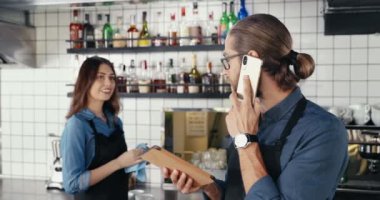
296 53 315 79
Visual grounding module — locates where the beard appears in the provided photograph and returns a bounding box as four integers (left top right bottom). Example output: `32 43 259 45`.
256 88 262 98
253 78 262 98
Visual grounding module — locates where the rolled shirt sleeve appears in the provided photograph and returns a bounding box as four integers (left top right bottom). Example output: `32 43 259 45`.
245 119 348 200
61 116 92 194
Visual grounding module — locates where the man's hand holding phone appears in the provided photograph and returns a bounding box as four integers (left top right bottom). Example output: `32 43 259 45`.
226 55 262 136
227 76 261 136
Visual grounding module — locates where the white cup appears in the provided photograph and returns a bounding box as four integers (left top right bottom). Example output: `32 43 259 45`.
128 189 144 200
341 107 354 125
328 106 341 118
328 106 353 124
371 104 380 126
128 192 134 200
349 104 371 125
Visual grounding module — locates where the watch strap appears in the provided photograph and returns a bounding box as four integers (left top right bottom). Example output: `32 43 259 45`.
246 134 258 143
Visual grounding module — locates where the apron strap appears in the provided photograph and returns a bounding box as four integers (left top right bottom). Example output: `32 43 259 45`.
275 97 307 150
87 120 98 135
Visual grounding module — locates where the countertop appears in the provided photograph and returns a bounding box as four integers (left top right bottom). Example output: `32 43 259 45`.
1 178 380 200
0 178 203 200
0 178 72 200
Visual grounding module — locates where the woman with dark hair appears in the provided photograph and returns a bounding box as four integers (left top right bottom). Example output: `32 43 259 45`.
61 56 143 200
164 14 348 200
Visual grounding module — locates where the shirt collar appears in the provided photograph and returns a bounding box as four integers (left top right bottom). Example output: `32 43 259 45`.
262 87 303 122
77 108 114 122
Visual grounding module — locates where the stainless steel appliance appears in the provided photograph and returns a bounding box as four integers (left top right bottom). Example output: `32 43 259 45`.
336 129 380 200
0 8 36 68
46 139 63 190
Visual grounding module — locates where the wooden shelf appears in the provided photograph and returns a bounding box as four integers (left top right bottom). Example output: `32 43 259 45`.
67 44 224 54
67 92 229 99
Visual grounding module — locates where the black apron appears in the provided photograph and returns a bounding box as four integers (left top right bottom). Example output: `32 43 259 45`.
225 97 307 200
74 119 129 200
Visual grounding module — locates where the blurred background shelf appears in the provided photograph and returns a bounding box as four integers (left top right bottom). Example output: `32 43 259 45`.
67 92 230 98
66 44 224 54
346 125 380 130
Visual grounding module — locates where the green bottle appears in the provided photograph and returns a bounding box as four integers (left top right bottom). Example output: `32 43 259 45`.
188 54 201 93
218 2 229 44
228 1 238 31
103 14 113 48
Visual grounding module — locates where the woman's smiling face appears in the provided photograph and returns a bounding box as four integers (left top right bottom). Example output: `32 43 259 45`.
88 63 116 104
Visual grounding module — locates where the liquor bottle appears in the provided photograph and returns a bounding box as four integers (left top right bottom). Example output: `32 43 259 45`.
179 7 189 46
138 11 151 47
83 13 95 48
165 59 177 93
228 1 238 30
94 14 104 48
138 60 151 93
127 15 139 48
219 73 231 94
177 58 189 94
218 3 229 45
189 2 202 45
170 59 179 94
113 16 125 48
188 54 201 93
127 59 139 93
154 11 167 47
202 62 218 93
205 12 218 45
103 14 113 48
153 33 166 47
153 61 166 93
70 9 83 49
116 64 127 93
168 13 178 46
238 0 248 20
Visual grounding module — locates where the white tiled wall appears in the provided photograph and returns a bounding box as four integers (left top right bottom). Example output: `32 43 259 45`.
2 0 380 183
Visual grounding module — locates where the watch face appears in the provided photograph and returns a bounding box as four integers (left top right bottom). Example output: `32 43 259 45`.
235 134 248 148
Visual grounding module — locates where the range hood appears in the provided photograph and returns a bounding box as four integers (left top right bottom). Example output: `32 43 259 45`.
0 7 36 68
324 0 380 35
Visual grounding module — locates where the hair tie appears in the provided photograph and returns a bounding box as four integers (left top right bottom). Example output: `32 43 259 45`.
283 50 299 75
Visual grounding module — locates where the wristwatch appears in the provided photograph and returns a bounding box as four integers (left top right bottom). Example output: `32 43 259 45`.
234 133 258 149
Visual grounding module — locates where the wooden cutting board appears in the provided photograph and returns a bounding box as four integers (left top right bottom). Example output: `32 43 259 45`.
141 146 215 187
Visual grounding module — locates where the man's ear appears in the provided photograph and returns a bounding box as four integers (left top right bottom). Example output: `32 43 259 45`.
247 50 259 58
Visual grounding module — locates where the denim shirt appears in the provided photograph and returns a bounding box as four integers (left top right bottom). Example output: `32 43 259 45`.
216 87 348 200
60 108 123 194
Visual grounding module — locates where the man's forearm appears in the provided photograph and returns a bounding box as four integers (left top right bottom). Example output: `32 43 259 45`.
238 143 268 192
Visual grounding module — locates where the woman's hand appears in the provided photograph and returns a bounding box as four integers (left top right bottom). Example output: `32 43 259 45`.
162 167 221 200
114 148 144 169
226 76 261 136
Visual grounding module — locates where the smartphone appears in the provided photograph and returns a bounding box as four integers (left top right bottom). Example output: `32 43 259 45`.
236 55 263 99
